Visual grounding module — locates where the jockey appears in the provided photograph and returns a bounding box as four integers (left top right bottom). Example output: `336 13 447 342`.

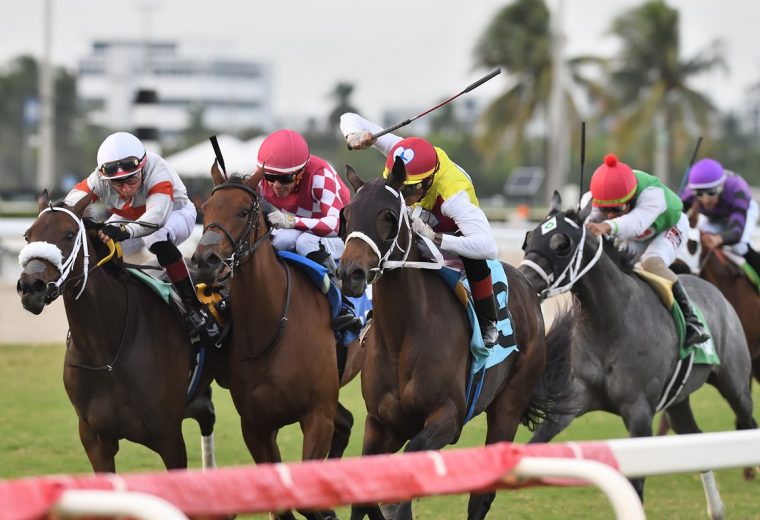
340 112 500 348
257 129 361 333
681 158 760 275
63 131 220 345
586 153 709 346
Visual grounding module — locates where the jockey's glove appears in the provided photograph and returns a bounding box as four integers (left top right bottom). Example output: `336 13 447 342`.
411 217 435 241
101 224 131 242
268 210 297 229
346 131 375 150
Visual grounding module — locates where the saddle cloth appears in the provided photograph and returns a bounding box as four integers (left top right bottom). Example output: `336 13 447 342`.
437 259 519 375
633 267 719 365
277 250 372 347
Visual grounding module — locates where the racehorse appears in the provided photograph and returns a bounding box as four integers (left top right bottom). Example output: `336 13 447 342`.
16 193 221 472
519 192 757 515
336 160 573 520
672 218 760 383
192 164 363 520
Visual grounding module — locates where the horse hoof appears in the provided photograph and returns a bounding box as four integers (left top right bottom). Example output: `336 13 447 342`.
742 466 757 481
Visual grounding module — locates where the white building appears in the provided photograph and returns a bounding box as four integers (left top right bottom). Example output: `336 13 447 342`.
77 40 274 143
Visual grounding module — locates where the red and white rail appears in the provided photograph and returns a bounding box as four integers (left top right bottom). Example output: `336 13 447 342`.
2 430 759 520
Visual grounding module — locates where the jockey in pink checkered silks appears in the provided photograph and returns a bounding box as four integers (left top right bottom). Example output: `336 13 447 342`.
258 129 361 332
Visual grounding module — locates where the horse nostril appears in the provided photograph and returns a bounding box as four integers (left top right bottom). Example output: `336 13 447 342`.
206 254 222 270
349 268 366 285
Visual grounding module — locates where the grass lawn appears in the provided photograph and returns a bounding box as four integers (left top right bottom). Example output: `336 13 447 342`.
1 343 759 519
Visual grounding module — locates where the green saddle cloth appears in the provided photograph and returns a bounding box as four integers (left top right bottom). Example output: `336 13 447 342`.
669 303 720 365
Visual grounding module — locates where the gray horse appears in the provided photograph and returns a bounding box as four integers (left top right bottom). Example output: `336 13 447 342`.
519 193 757 519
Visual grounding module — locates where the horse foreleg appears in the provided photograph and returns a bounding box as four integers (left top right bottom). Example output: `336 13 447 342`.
328 401 354 459
349 415 406 520
153 429 188 470
620 399 654 502
79 420 118 473
300 407 339 520
184 386 217 469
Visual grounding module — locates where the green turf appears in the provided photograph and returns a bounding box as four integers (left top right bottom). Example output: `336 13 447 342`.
1 343 758 519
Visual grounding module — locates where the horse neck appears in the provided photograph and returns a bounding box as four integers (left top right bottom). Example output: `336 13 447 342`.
62 251 129 357
228 230 287 342
572 239 637 325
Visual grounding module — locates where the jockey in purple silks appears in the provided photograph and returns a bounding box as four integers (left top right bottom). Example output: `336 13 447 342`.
681 158 760 275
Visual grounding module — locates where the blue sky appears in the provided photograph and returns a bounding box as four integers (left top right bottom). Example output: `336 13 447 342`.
2 0 757 123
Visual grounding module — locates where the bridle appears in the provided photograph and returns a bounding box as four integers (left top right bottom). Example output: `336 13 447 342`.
344 184 443 284
519 215 604 299
19 206 92 303
202 182 272 274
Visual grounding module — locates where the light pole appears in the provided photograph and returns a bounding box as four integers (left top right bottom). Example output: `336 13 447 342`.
37 0 55 192
546 0 570 201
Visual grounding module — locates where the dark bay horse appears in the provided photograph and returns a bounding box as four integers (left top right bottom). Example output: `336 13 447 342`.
16 193 221 472
192 164 363 520
336 162 573 520
519 192 757 517
673 221 760 383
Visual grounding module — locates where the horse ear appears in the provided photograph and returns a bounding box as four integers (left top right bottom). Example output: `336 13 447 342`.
550 190 562 213
578 196 593 221
37 190 49 212
344 164 365 193
211 160 225 186
70 193 92 217
388 155 406 191
246 167 264 190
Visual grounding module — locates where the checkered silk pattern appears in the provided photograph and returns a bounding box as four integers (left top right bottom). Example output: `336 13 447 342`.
260 156 351 237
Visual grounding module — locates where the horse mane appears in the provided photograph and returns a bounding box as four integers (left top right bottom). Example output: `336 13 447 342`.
601 236 637 274
565 209 637 274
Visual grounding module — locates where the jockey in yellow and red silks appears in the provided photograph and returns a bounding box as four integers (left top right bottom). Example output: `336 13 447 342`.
340 112 500 348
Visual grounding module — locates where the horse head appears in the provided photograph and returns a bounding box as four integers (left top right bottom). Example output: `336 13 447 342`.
17 191 92 314
519 191 603 298
192 160 267 284
337 157 412 297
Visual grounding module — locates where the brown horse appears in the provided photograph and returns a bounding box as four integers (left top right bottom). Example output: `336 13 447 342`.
672 224 760 382
192 164 363 520
16 193 221 472
336 161 573 520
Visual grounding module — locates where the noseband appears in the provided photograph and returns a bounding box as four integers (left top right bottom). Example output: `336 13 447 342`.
203 182 272 272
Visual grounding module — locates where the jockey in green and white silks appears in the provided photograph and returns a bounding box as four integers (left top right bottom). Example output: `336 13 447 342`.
585 153 709 347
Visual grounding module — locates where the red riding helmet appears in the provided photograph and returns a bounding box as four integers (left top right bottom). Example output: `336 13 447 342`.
256 129 310 174
383 137 440 184
589 154 637 207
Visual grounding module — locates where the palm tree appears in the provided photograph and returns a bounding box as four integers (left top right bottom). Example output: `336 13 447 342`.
327 82 359 128
473 0 604 191
606 0 725 187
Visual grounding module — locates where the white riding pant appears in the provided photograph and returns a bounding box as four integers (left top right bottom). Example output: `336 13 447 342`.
117 203 197 256
699 199 758 255
626 212 689 267
271 228 344 259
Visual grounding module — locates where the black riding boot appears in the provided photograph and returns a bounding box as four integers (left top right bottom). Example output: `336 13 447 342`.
473 294 500 348
744 246 760 276
672 280 709 346
462 257 499 348
150 240 221 345
306 244 362 334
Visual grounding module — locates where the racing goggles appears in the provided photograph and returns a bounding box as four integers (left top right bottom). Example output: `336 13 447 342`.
401 175 434 196
603 204 628 216
264 171 300 184
99 155 145 178
695 188 720 198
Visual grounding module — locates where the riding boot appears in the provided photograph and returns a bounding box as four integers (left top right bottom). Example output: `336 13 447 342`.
743 245 760 276
672 280 709 346
150 240 221 345
306 244 363 334
472 293 500 348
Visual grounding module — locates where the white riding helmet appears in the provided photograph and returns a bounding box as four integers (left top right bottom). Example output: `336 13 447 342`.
97 132 147 179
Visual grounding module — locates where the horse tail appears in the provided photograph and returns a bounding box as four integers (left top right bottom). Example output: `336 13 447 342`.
520 304 576 431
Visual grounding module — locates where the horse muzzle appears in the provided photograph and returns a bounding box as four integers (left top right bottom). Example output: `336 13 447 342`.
337 261 369 298
17 273 51 314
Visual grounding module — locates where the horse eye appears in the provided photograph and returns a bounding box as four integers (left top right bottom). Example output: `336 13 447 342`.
238 208 250 218
550 234 572 257
65 231 76 241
